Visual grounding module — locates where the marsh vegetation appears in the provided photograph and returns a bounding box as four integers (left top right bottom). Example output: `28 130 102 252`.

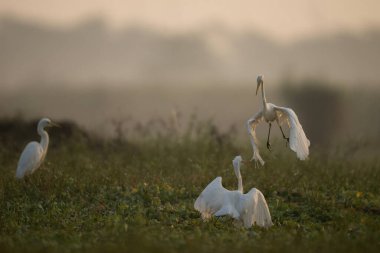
0 118 379 252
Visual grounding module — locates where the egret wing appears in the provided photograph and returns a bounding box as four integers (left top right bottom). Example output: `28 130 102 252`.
274 106 310 160
246 111 265 165
16 142 44 179
194 177 229 220
241 189 273 228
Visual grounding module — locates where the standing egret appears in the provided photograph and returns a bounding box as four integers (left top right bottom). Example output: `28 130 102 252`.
247 75 310 166
15 118 59 179
194 156 273 228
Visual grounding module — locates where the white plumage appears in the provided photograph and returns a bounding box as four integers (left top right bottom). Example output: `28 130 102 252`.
247 75 310 165
15 118 58 179
246 111 265 166
16 142 45 178
274 106 310 160
194 156 273 228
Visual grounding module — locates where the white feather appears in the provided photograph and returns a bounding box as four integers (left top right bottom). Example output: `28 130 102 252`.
16 142 44 178
246 111 265 166
240 188 273 228
274 106 310 160
15 118 54 179
194 156 273 228
247 75 311 165
194 177 229 220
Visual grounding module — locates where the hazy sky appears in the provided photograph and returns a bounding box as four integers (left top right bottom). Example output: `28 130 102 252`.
1 0 380 41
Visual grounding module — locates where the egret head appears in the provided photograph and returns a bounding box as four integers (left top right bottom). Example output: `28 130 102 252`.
232 155 243 178
38 118 60 130
256 75 264 95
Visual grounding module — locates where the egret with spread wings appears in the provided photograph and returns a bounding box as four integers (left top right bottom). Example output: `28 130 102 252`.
247 76 310 166
16 118 59 179
194 156 273 228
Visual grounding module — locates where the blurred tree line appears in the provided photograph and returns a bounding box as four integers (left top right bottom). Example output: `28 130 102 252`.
281 79 345 148
281 79 380 155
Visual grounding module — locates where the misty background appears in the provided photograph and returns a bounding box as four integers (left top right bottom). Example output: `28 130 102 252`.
0 1 379 151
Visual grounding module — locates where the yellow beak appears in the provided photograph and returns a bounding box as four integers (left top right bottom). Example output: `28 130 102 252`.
50 122 61 128
256 82 261 95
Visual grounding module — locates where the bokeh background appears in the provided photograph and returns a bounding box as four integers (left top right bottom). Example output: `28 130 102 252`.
0 0 379 150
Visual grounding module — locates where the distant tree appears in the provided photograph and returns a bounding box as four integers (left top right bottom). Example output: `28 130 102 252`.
281 79 345 148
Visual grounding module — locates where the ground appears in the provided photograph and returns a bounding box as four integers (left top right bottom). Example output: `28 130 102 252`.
0 119 379 253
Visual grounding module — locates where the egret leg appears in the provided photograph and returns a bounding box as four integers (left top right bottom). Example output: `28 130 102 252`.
279 125 290 146
266 123 272 151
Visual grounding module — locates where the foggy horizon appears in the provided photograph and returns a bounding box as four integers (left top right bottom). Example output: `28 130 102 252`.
2 0 380 42
0 1 379 143
1 14 380 89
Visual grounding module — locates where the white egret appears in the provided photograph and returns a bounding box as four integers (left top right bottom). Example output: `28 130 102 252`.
247 75 310 166
15 118 59 179
194 156 273 228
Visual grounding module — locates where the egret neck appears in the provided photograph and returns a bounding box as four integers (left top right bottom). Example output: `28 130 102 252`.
38 124 49 155
234 165 243 193
260 82 267 108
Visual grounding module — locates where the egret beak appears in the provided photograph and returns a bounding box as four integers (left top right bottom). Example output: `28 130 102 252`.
50 122 61 128
256 75 263 95
256 82 260 95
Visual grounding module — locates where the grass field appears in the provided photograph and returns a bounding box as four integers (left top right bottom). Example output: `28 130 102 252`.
1 118 380 253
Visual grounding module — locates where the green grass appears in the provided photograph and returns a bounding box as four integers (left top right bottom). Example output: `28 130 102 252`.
1 119 380 253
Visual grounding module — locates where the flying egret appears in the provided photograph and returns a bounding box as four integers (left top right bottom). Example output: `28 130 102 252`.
247 75 310 166
194 156 273 228
15 118 59 179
